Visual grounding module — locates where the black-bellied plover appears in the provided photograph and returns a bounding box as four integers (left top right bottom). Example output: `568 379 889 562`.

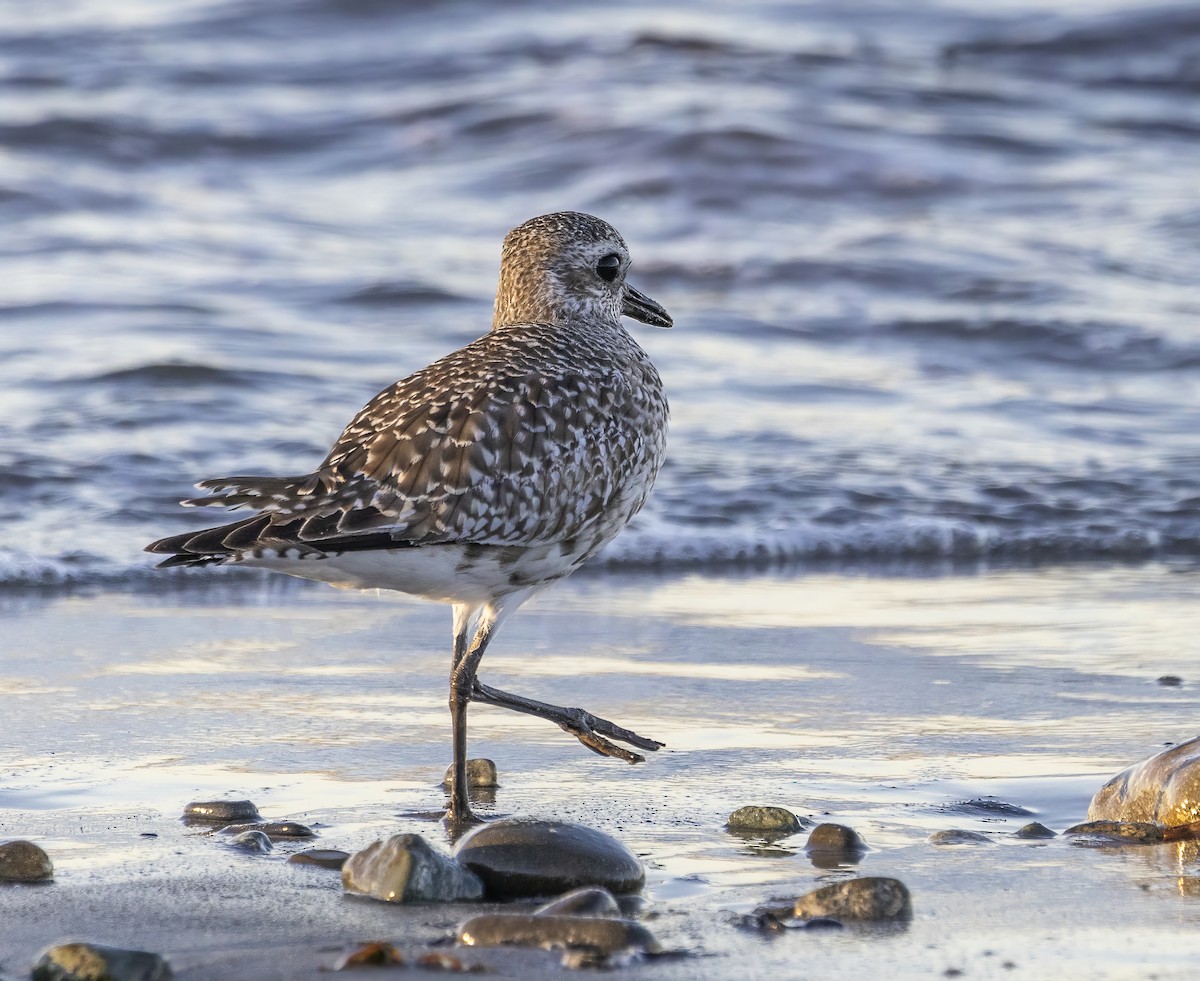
147 212 672 825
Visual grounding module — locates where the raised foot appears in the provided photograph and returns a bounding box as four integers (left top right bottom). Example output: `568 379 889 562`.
471 680 666 764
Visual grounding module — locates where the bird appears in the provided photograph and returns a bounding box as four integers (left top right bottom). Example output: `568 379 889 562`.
146 211 672 826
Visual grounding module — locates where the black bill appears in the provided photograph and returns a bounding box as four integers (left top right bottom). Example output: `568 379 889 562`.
622 285 673 329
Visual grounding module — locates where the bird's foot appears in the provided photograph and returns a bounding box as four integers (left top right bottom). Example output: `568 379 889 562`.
441 802 486 839
471 680 665 764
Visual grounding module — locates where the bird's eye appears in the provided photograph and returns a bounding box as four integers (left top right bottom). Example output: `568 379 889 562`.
596 253 622 283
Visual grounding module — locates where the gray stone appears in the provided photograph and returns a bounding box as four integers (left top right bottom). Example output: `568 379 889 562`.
805 823 867 852
726 806 803 835
928 830 993 845
947 798 1033 817
217 821 315 839
287 848 350 870
457 913 660 955
1015 822 1057 839
535 886 622 918
229 831 272 854
1064 820 1165 844
343 833 483 903
0 840 52 882
181 800 260 825
32 943 173 981
443 758 499 788
454 818 644 899
792 876 912 922
1089 737 1200 827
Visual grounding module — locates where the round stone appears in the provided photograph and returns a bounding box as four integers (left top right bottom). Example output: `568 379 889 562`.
443 759 499 789
218 821 315 840
1089 737 1200 827
1064 820 1164 844
458 913 660 955
805 823 867 852
1015 822 1057 839
454 818 644 898
32 942 173 981
535 886 622 918
181 800 261 825
792 876 912 922
0 840 53 882
343 833 483 903
288 848 351 870
928 830 993 845
229 831 272 854
726 806 803 835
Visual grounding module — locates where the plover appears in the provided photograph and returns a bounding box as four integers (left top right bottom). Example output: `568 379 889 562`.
147 212 672 825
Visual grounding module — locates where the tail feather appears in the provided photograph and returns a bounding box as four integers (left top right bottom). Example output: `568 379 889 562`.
182 474 319 510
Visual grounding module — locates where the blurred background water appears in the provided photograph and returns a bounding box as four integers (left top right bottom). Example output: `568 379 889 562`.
3 0 1200 585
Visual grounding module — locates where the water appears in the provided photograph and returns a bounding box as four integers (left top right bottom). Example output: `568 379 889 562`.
3 0 1200 585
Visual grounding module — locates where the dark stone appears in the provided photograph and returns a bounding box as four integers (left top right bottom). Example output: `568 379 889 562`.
457 913 660 955
443 758 499 789
791 876 912 922
181 800 260 825
1064 820 1165 844
0 840 52 882
1015 822 1056 839
217 821 315 839
805 823 866 852
454 818 644 899
288 848 351 870
928 830 993 845
1157 675 1183 687
1089 737 1200 827
229 831 272 854
726 806 803 835
535 886 621 918
343 833 483 903
947 798 1033 817
32 943 173 981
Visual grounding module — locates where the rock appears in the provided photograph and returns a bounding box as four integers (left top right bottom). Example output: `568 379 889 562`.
535 886 621 918
229 831 272 854
217 821 315 839
333 943 405 969
1089 737 1200 826
181 800 260 825
343 833 483 903
0 840 52 882
928 830 993 845
946 798 1033 817
458 913 660 955
1064 820 1165 844
443 759 499 788
726 806 803 835
288 848 351 870
1157 675 1183 687
1015 822 1057 839
791 876 912 922
454 818 644 899
32 943 173 981
805 823 866 852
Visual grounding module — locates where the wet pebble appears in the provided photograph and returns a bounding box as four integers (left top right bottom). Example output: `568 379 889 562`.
229 831 272 854
1089 737 1200 826
928 830 993 845
1157 675 1183 687
789 876 912 922
443 758 499 788
1064 820 1165 844
535 886 622 918
32 942 173 981
343 833 483 903
333 942 405 969
1015 822 1057 839
217 821 315 839
288 848 351 870
458 913 660 956
454 818 644 899
726 806 803 835
805 823 866 852
181 800 260 825
947 798 1033 817
0 840 53 882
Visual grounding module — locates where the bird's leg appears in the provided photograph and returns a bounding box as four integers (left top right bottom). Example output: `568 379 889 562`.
470 679 665 764
445 602 502 829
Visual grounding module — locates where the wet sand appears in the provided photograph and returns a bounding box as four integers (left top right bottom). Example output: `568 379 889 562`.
2 564 1200 978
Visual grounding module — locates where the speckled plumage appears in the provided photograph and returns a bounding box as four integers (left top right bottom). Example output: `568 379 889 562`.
147 212 672 823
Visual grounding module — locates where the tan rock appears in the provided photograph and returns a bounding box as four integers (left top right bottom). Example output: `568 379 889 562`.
1088 737 1200 826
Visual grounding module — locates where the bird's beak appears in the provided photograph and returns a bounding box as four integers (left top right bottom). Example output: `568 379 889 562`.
622 284 673 329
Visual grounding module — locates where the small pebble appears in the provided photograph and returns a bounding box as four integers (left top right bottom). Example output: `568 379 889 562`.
454 818 644 899
32 942 173 981
344 833 483 903
791 876 912 922
928 830 993 845
0 840 53 882
229 831 272 854
1157 675 1183 687
217 821 315 839
181 800 260 825
288 848 351 870
726 806 803 835
1015 822 1057 839
443 758 499 789
535 886 622 918
458 913 660 955
1064 820 1165 844
805 823 867 852
948 798 1033 817
334 942 404 970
